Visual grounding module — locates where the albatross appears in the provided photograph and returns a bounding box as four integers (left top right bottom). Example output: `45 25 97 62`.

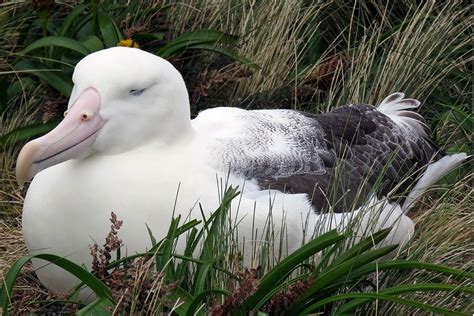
16 47 466 294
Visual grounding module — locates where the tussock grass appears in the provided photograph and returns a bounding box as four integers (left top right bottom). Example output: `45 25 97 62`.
325 2 472 107
0 0 472 314
383 178 474 314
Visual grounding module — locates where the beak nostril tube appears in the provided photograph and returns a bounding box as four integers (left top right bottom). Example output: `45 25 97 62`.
81 112 92 121
63 111 68 117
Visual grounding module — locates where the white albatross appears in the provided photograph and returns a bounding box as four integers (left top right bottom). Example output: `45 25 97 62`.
16 47 466 294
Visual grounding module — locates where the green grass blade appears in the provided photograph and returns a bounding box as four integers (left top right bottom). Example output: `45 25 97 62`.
21 36 91 57
155 216 180 278
185 289 231 316
132 32 165 42
98 8 122 48
175 227 199 280
349 261 473 281
301 292 469 316
252 273 312 311
81 35 105 53
58 3 89 37
192 262 212 296
241 229 345 309
336 283 474 314
287 245 398 314
330 227 392 267
1 254 113 316
157 29 238 58
188 44 260 68
167 285 194 315
14 60 72 96
0 120 59 146
77 297 114 315
145 223 157 247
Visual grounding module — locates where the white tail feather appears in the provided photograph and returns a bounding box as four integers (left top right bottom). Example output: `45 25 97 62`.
377 92 427 137
403 153 469 213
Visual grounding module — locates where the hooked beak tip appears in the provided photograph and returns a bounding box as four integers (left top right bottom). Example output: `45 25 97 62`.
16 141 39 188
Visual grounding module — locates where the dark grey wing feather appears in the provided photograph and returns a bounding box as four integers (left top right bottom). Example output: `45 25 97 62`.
257 104 440 213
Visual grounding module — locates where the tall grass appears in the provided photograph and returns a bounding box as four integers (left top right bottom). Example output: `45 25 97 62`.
0 0 472 314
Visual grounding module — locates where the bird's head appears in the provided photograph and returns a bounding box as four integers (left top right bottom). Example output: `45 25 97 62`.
16 47 191 186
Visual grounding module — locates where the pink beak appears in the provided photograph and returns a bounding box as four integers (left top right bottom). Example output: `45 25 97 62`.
16 88 105 187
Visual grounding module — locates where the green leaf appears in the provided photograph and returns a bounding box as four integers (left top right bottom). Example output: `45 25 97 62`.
330 227 392 267
14 60 72 96
77 297 114 315
21 36 91 57
1 254 113 316
349 260 473 281
58 3 89 37
187 44 260 69
157 29 238 58
252 273 313 311
287 245 398 314
167 286 194 315
336 283 474 314
0 120 59 146
81 35 105 52
132 32 165 42
155 216 181 279
6 78 36 101
185 289 231 316
98 9 122 48
241 229 345 309
146 223 157 247
0 78 7 113
170 29 237 45
192 262 212 296
301 292 469 316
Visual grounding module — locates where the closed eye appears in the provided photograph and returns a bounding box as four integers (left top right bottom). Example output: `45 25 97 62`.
129 88 145 96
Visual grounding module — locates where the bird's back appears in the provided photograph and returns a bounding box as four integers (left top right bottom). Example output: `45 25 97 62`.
193 93 440 213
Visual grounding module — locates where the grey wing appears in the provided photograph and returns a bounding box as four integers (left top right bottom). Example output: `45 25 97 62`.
197 94 439 213
257 102 440 213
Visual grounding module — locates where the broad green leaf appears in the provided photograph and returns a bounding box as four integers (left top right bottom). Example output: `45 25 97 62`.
155 216 181 279
77 297 114 315
336 283 474 314
175 227 199 280
188 44 260 69
132 32 165 42
58 3 89 37
167 286 194 315
21 36 91 57
1 254 113 316
192 262 212 296
301 292 469 316
81 35 104 52
157 29 238 58
330 227 392 267
185 289 231 316
145 223 157 247
6 78 36 101
287 245 398 314
241 229 345 309
252 273 312 311
14 60 72 96
0 121 59 146
170 29 237 45
98 9 122 48
349 260 473 281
